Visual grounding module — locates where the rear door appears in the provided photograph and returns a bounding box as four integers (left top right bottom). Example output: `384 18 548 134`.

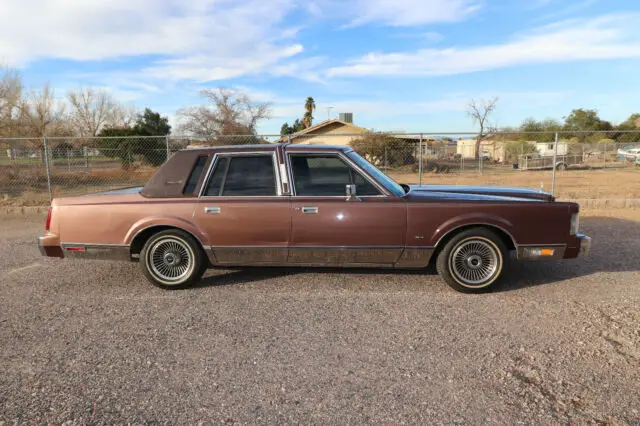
194 151 290 265
287 152 406 266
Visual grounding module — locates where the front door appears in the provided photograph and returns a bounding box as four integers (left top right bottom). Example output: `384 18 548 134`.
287 152 406 266
194 152 290 265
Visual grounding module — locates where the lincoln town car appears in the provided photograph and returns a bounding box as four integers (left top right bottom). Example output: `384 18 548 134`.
38 144 591 293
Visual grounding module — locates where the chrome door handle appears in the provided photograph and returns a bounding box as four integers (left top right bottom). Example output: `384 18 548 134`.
301 206 318 214
204 206 221 214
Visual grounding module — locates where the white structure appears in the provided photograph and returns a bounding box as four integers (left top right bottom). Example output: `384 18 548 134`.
535 141 568 157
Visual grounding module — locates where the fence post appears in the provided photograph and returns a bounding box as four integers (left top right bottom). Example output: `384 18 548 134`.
418 133 423 186
384 146 388 170
43 137 53 202
603 142 607 169
551 132 559 196
165 135 170 163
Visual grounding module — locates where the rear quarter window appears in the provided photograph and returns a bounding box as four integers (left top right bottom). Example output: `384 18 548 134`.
183 156 208 195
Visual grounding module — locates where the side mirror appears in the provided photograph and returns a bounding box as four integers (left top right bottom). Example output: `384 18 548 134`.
346 184 361 202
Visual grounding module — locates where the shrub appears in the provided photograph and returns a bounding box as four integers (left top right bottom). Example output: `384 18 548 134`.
350 133 415 167
504 141 536 163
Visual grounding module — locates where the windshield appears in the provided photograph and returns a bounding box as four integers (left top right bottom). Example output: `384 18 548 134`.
346 150 406 197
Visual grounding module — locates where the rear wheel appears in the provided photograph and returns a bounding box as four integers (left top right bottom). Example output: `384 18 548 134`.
140 229 207 289
436 228 509 293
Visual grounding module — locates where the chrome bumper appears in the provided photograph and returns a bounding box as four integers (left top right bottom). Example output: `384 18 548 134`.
578 233 592 257
37 236 47 256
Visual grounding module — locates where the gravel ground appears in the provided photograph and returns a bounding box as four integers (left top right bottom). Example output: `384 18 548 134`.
1 211 639 424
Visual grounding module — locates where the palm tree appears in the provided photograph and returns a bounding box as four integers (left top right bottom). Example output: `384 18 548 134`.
302 96 316 129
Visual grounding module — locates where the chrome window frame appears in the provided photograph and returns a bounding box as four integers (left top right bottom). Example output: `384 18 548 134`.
198 151 283 198
285 151 391 198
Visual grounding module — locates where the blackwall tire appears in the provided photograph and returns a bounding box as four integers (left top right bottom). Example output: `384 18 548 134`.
140 229 206 289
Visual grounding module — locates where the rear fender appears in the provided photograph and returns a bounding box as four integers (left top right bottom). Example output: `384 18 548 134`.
124 216 210 246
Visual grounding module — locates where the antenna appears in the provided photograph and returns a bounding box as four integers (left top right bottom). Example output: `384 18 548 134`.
326 106 334 120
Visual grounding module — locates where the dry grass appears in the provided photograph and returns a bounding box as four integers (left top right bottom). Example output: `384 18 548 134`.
1 164 639 206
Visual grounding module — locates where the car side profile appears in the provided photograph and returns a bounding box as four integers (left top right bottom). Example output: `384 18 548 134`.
38 144 591 293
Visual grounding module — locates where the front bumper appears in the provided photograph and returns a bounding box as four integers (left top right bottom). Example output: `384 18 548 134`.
578 233 592 257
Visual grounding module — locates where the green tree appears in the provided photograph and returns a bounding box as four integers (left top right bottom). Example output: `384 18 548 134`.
616 113 640 143
98 108 171 168
134 108 171 136
280 118 305 136
563 108 613 143
97 127 140 169
563 109 612 131
302 96 316 129
518 117 561 142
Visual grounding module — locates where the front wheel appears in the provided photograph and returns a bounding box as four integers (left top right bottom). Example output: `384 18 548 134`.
436 228 509 293
140 229 207 289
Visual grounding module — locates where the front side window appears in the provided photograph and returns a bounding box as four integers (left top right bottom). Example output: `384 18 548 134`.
204 155 276 196
289 154 381 196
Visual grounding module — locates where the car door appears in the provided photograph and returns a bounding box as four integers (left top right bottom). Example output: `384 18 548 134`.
287 152 406 266
194 151 290 265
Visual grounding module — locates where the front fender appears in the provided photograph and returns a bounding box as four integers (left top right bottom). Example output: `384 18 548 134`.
124 216 210 246
431 213 516 247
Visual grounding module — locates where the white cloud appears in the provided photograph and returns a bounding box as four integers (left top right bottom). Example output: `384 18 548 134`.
0 0 303 81
327 13 640 78
343 0 482 27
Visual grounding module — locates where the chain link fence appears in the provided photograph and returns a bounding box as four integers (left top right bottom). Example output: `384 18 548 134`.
1 131 639 206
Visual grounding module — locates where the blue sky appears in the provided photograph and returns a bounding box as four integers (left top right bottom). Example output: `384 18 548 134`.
2 0 640 134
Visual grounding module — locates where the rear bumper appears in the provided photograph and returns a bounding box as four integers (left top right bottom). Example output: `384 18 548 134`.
37 235 64 258
38 236 130 261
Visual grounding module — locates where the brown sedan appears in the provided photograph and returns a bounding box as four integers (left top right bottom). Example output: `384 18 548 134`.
38 144 591 293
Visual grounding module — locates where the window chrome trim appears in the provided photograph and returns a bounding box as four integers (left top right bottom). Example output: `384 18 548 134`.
285 151 391 198
198 151 283 198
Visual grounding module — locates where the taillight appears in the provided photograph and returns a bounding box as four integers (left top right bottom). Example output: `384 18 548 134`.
45 207 52 231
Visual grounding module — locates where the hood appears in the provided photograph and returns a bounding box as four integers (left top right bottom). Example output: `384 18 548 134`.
408 184 554 202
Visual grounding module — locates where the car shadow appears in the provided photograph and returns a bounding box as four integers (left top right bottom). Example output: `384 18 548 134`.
193 216 638 293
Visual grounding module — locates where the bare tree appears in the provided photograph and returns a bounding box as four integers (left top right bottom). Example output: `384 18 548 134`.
466 97 499 159
108 104 139 129
178 87 271 141
67 87 120 137
18 83 69 138
0 67 22 136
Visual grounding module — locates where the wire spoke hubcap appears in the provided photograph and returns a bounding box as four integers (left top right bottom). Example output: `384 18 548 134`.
450 239 500 287
149 237 194 284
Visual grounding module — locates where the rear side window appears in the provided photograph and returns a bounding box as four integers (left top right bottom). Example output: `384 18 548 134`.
204 155 276 196
183 156 208 195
